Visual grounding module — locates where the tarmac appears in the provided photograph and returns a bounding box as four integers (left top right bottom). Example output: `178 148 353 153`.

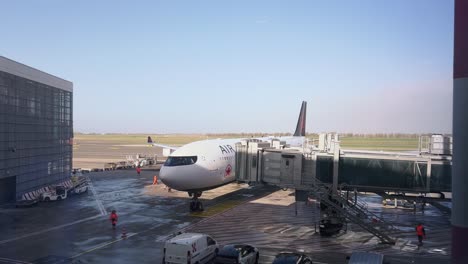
73 138 162 169
0 166 451 264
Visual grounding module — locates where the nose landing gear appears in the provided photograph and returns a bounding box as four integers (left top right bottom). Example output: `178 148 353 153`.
189 192 204 212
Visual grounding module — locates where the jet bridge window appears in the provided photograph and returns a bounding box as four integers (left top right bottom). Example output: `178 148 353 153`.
164 156 198 166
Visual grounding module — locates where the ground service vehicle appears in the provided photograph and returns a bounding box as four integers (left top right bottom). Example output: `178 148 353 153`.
272 253 313 264
71 184 88 195
319 218 344 236
213 244 259 264
40 186 67 202
163 233 218 264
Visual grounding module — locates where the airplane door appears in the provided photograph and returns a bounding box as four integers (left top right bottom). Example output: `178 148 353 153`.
280 157 295 185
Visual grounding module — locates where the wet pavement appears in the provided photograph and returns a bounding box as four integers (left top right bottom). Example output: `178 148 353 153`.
185 192 451 264
0 168 451 264
0 168 274 264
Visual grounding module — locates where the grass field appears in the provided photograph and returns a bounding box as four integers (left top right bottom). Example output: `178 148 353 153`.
74 133 419 151
336 137 418 151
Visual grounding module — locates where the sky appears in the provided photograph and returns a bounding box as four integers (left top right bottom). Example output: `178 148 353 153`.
0 0 454 134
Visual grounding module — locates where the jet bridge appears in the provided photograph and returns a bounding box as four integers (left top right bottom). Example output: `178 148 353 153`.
235 135 452 194
235 135 452 244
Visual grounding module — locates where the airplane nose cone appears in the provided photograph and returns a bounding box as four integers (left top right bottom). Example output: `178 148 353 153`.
159 166 170 184
159 165 186 190
159 164 216 191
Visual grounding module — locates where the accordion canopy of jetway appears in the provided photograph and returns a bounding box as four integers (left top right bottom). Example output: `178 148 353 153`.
235 135 452 194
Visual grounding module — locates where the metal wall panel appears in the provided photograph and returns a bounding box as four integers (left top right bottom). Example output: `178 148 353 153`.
0 70 73 200
0 176 15 203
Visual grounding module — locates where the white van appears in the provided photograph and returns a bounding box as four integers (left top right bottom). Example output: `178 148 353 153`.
163 233 219 264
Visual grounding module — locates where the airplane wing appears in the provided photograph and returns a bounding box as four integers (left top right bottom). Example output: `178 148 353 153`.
147 136 179 150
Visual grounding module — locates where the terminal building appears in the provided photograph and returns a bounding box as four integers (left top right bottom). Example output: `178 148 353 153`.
0 56 73 203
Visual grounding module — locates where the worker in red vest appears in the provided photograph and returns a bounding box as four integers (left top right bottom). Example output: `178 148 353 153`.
136 166 141 176
110 210 118 230
153 175 158 185
416 223 426 246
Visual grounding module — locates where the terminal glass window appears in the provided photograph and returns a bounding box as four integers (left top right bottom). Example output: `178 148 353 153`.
0 70 73 200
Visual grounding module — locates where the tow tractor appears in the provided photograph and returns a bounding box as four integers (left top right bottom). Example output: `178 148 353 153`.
70 183 88 194
40 186 67 202
319 217 344 236
69 175 89 195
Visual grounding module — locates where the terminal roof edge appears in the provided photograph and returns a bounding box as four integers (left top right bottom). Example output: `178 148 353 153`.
0 56 73 92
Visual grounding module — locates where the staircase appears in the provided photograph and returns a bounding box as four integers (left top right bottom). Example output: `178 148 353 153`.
309 179 398 244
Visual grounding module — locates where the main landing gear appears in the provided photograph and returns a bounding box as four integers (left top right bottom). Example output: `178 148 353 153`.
189 192 204 212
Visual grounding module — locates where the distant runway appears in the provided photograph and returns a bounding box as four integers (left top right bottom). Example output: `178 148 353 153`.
73 139 162 169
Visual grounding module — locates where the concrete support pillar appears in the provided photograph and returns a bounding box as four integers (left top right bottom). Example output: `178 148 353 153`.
354 189 357 206
452 1 468 263
426 159 432 192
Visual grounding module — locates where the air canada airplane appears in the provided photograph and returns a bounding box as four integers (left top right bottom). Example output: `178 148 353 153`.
148 101 307 211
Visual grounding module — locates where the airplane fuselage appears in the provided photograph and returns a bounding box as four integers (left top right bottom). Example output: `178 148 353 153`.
159 136 304 193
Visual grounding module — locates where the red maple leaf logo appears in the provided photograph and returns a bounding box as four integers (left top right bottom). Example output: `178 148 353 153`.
225 164 232 177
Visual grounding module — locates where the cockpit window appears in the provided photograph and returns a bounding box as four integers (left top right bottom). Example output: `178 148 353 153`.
164 156 198 166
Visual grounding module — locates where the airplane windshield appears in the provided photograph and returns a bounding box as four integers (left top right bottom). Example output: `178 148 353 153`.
164 156 198 166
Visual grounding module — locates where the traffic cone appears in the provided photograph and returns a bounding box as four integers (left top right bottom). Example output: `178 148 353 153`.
121 227 127 239
153 175 158 185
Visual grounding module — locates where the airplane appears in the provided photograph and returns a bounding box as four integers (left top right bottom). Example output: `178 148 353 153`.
148 101 307 212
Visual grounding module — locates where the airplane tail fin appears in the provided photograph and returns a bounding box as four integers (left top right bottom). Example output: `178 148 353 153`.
147 136 153 143
293 101 307 137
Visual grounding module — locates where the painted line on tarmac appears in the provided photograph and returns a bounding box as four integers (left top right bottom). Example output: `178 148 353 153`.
189 200 245 218
0 214 102 245
159 189 272 242
69 232 138 259
70 223 163 260
0 257 32 264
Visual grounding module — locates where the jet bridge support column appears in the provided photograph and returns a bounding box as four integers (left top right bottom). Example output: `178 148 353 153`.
332 141 340 193
426 159 432 192
452 1 468 262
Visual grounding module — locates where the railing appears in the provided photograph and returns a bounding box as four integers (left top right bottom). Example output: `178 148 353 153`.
309 179 398 244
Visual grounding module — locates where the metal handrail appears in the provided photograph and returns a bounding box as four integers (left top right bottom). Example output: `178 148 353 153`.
310 178 397 244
